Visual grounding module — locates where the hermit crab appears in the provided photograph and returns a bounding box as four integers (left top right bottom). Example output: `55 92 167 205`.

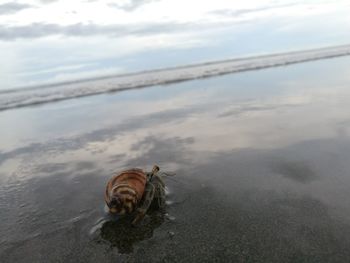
105 165 167 225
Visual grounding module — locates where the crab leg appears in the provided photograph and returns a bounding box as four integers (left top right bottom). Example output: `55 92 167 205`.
132 182 155 225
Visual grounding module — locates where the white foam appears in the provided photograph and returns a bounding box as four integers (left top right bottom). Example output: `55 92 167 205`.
1 44 350 111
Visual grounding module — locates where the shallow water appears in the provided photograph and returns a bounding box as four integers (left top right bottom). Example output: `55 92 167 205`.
1 44 350 111
1 56 350 262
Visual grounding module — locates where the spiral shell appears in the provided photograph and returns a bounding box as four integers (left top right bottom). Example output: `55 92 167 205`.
105 168 147 215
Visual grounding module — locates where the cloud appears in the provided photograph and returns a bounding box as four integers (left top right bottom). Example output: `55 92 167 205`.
0 23 122 40
108 0 159 12
0 21 192 40
0 2 33 15
210 3 294 18
37 0 58 3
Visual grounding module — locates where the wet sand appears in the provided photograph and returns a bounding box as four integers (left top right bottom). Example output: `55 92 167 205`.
1 56 350 262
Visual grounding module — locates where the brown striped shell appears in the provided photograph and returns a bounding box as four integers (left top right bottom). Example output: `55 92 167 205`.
105 168 147 215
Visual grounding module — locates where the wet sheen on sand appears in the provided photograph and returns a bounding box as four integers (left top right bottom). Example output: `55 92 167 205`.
1 56 350 262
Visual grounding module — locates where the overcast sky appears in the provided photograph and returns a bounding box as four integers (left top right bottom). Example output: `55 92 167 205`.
1 0 350 89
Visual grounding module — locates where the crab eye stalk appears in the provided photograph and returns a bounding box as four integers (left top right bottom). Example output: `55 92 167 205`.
152 165 160 174
149 165 160 180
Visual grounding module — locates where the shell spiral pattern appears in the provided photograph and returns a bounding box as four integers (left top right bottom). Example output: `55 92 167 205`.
105 168 147 215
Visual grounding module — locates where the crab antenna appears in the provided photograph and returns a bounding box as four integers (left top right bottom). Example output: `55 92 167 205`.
161 171 176 177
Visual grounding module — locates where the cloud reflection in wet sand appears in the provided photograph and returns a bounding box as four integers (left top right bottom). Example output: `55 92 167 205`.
2 57 350 261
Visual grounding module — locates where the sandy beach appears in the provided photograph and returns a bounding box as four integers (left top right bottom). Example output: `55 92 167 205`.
1 55 350 262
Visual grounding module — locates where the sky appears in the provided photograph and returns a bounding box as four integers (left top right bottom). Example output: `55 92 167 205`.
0 0 350 89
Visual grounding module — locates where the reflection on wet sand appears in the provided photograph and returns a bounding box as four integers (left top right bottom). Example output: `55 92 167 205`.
99 212 165 254
2 57 350 262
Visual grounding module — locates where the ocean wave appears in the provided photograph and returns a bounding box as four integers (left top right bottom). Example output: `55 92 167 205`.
1 44 350 111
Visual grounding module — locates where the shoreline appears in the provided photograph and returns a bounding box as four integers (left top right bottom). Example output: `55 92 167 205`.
1 44 350 111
